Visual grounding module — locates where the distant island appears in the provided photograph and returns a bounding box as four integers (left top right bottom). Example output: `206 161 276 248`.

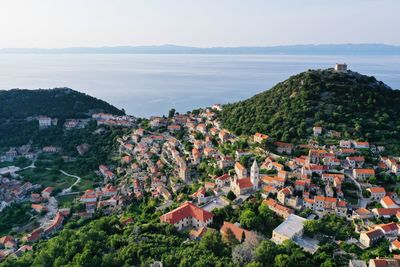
1 43 400 55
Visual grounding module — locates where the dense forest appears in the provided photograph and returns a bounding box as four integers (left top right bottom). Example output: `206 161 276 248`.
0 88 123 119
221 69 400 144
0 88 124 148
1 198 344 267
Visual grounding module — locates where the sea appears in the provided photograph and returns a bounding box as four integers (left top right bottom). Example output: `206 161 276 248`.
0 54 399 118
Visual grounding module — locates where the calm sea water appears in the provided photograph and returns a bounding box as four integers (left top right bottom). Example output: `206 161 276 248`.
0 54 399 118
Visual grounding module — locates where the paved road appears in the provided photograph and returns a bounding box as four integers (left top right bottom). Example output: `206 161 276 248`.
344 172 369 208
59 170 81 195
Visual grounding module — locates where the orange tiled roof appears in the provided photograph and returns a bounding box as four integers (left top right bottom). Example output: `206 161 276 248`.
368 187 386 194
160 202 213 225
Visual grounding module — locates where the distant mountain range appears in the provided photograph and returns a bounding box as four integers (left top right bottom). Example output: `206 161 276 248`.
1 44 400 55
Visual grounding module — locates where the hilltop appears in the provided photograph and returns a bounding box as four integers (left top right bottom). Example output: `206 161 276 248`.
0 88 124 148
0 88 124 119
220 68 400 144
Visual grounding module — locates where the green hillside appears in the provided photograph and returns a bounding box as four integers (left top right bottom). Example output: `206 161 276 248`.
221 69 400 144
0 88 124 119
0 88 124 148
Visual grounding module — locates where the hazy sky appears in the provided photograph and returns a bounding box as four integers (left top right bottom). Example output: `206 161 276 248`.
0 0 399 48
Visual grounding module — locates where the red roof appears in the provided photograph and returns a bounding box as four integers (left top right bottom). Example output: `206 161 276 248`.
368 187 386 194
235 177 253 189
42 186 54 194
381 196 397 207
220 221 255 242
354 169 375 175
215 173 230 181
392 240 400 249
160 202 213 225
378 222 399 233
374 208 400 216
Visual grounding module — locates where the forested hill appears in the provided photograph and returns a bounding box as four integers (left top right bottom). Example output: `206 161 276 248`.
0 88 124 119
221 69 400 143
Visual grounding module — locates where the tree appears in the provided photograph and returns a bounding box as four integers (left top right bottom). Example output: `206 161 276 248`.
239 209 258 229
199 230 224 256
223 228 239 246
232 241 256 267
255 240 277 265
227 191 236 201
168 108 176 118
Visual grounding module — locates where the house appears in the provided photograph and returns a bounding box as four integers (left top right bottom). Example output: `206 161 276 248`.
359 228 385 248
352 208 374 219
353 169 375 181
191 187 206 204
334 63 347 72
263 198 294 218
267 162 284 172
219 130 229 143
196 124 207 134
313 126 322 136
167 124 181 132
390 239 400 252
0 236 17 249
43 212 64 236
23 228 43 243
274 142 294 154
192 148 201 165
367 187 386 201
38 116 52 127
212 104 222 111
339 140 352 148
160 202 213 230
42 146 59 153
352 141 369 149
254 133 269 143
220 221 257 243
372 208 400 218
301 164 325 176
376 222 399 238
189 226 212 240
218 155 234 169
41 187 54 199
381 196 399 209
369 258 400 267
234 162 247 179
31 204 47 213
277 187 292 205
262 186 278 198
346 156 365 168
215 173 230 187
322 173 345 183
203 147 216 158
308 149 328 163
262 175 285 188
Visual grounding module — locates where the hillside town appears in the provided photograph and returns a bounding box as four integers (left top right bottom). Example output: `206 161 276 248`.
1 103 400 267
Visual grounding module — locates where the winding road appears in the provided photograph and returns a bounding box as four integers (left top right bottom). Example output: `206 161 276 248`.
59 170 81 195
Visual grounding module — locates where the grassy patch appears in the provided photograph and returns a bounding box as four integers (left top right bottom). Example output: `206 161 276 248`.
18 168 76 191
57 194 79 208
0 203 34 236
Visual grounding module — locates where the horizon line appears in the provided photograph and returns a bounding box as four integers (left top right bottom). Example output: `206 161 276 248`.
1 43 400 50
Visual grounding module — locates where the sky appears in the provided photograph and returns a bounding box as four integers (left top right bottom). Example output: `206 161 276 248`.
0 0 399 48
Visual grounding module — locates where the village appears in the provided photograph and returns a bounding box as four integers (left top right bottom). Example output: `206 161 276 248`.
1 103 400 266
